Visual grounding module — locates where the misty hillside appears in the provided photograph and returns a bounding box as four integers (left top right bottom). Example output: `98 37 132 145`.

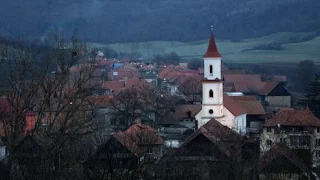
1 0 320 43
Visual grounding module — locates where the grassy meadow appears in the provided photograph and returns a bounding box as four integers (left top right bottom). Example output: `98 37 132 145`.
91 32 320 64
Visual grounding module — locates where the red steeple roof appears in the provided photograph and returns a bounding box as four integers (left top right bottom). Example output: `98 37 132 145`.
203 33 221 58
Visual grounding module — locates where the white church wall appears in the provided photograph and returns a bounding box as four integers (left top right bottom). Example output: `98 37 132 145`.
218 107 235 130
204 58 221 80
201 105 224 118
202 83 223 105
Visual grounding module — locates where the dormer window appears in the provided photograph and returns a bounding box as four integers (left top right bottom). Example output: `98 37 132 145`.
209 65 213 75
209 89 214 98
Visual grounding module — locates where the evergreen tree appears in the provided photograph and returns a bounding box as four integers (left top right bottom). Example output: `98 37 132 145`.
300 74 320 118
295 60 315 92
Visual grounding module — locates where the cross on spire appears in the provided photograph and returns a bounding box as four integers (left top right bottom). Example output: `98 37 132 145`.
203 25 221 58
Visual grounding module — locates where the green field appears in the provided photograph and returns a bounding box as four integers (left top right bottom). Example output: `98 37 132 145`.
91 32 320 64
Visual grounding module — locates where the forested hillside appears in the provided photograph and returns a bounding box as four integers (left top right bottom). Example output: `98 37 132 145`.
1 0 320 43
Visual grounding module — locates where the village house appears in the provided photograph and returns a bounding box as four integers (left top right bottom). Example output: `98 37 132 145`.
223 73 291 113
91 123 164 167
157 104 199 150
260 107 320 165
158 65 200 96
259 144 311 179
171 104 202 129
103 77 153 95
170 119 257 179
107 63 140 81
230 95 266 136
219 94 247 134
258 81 291 111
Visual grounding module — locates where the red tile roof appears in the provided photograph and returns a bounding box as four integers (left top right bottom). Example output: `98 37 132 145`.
114 131 141 156
125 77 154 90
103 77 153 93
230 96 265 115
108 65 140 81
224 74 261 83
203 33 222 58
264 107 320 127
114 123 164 156
103 81 125 92
233 81 265 93
222 70 245 75
223 94 247 116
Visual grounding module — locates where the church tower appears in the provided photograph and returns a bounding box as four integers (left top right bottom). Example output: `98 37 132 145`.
195 27 224 128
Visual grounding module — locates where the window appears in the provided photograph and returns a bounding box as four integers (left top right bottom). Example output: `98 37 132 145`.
267 127 272 132
317 128 320 133
316 150 320 158
209 109 214 114
111 118 117 125
147 148 153 154
209 65 213 74
316 139 320 147
280 138 286 145
266 140 272 146
209 89 214 98
290 136 310 147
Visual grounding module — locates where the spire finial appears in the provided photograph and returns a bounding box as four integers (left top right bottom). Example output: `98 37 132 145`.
210 25 214 32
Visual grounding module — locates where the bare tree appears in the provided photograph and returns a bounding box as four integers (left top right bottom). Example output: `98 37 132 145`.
179 77 202 104
0 32 98 179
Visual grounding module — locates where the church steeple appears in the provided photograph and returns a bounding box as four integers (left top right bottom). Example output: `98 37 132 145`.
195 26 224 128
203 27 221 58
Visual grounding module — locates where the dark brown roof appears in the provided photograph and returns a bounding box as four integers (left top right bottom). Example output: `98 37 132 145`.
259 82 279 95
179 119 241 157
259 144 308 173
203 33 221 58
264 107 320 127
174 104 202 119
273 75 287 82
231 96 265 115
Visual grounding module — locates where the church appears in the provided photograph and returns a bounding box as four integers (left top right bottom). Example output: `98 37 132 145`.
195 29 247 134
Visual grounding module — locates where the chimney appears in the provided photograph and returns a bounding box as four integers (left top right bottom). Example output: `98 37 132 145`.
187 111 191 118
195 120 198 130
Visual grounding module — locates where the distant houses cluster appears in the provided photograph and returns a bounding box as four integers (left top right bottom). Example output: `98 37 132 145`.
0 32 319 179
